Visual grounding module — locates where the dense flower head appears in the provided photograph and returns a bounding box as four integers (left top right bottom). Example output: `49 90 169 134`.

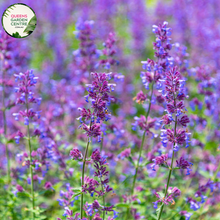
159 67 191 150
14 70 41 104
79 149 115 218
152 21 172 59
78 72 116 141
81 149 113 197
13 70 41 129
82 176 99 195
140 21 173 91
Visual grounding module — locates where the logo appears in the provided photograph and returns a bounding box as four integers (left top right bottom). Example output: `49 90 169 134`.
2 3 37 38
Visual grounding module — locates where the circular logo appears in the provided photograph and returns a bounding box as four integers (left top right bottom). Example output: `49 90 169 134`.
2 3 37 38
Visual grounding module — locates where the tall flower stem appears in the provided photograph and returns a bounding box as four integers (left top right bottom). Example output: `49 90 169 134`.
157 113 178 220
1 56 10 183
99 176 106 220
131 80 154 195
100 132 104 152
25 96 35 220
81 137 90 219
126 81 154 218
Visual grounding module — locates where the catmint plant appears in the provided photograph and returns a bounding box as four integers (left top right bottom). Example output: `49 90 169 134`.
76 72 116 219
0 31 28 183
156 67 191 219
13 70 41 219
130 22 173 212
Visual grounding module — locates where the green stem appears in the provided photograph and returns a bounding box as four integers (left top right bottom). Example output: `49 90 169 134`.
127 81 154 218
99 176 106 220
81 137 90 219
100 132 104 152
157 112 177 220
131 130 146 195
131 80 154 195
1 55 10 183
25 96 35 220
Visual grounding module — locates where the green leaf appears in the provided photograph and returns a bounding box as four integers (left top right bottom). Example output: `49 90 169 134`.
71 192 82 199
156 204 163 219
17 191 30 198
76 140 87 148
127 156 135 165
140 161 152 167
12 32 22 38
115 203 130 208
71 187 82 192
0 178 5 184
150 214 158 220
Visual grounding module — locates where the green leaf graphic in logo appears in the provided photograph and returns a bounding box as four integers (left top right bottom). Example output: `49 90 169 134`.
23 15 37 35
12 32 22 38
3 5 16 18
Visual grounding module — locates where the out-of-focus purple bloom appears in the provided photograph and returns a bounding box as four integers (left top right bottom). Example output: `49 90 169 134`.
70 148 83 160
176 157 193 175
179 211 193 220
151 154 168 171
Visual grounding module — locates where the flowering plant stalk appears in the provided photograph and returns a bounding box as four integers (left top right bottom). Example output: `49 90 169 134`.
13 70 41 219
77 72 116 218
157 67 191 219
1 43 10 183
0 33 13 183
129 22 173 217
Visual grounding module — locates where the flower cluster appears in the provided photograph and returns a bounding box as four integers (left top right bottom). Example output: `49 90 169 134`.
13 70 41 126
78 72 116 141
99 32 118 69
159 67 190 150
57 183 75 207
186 179 219 212
70 148 83 160
132 115 156 134
141 21 173 90
72 20 100 81
80 149 115 218
151 154 168 171
179 211 193 220
133 90 147 104
82 149 113 196
153 187 181 209
176 157 193 175
195 66 216 116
